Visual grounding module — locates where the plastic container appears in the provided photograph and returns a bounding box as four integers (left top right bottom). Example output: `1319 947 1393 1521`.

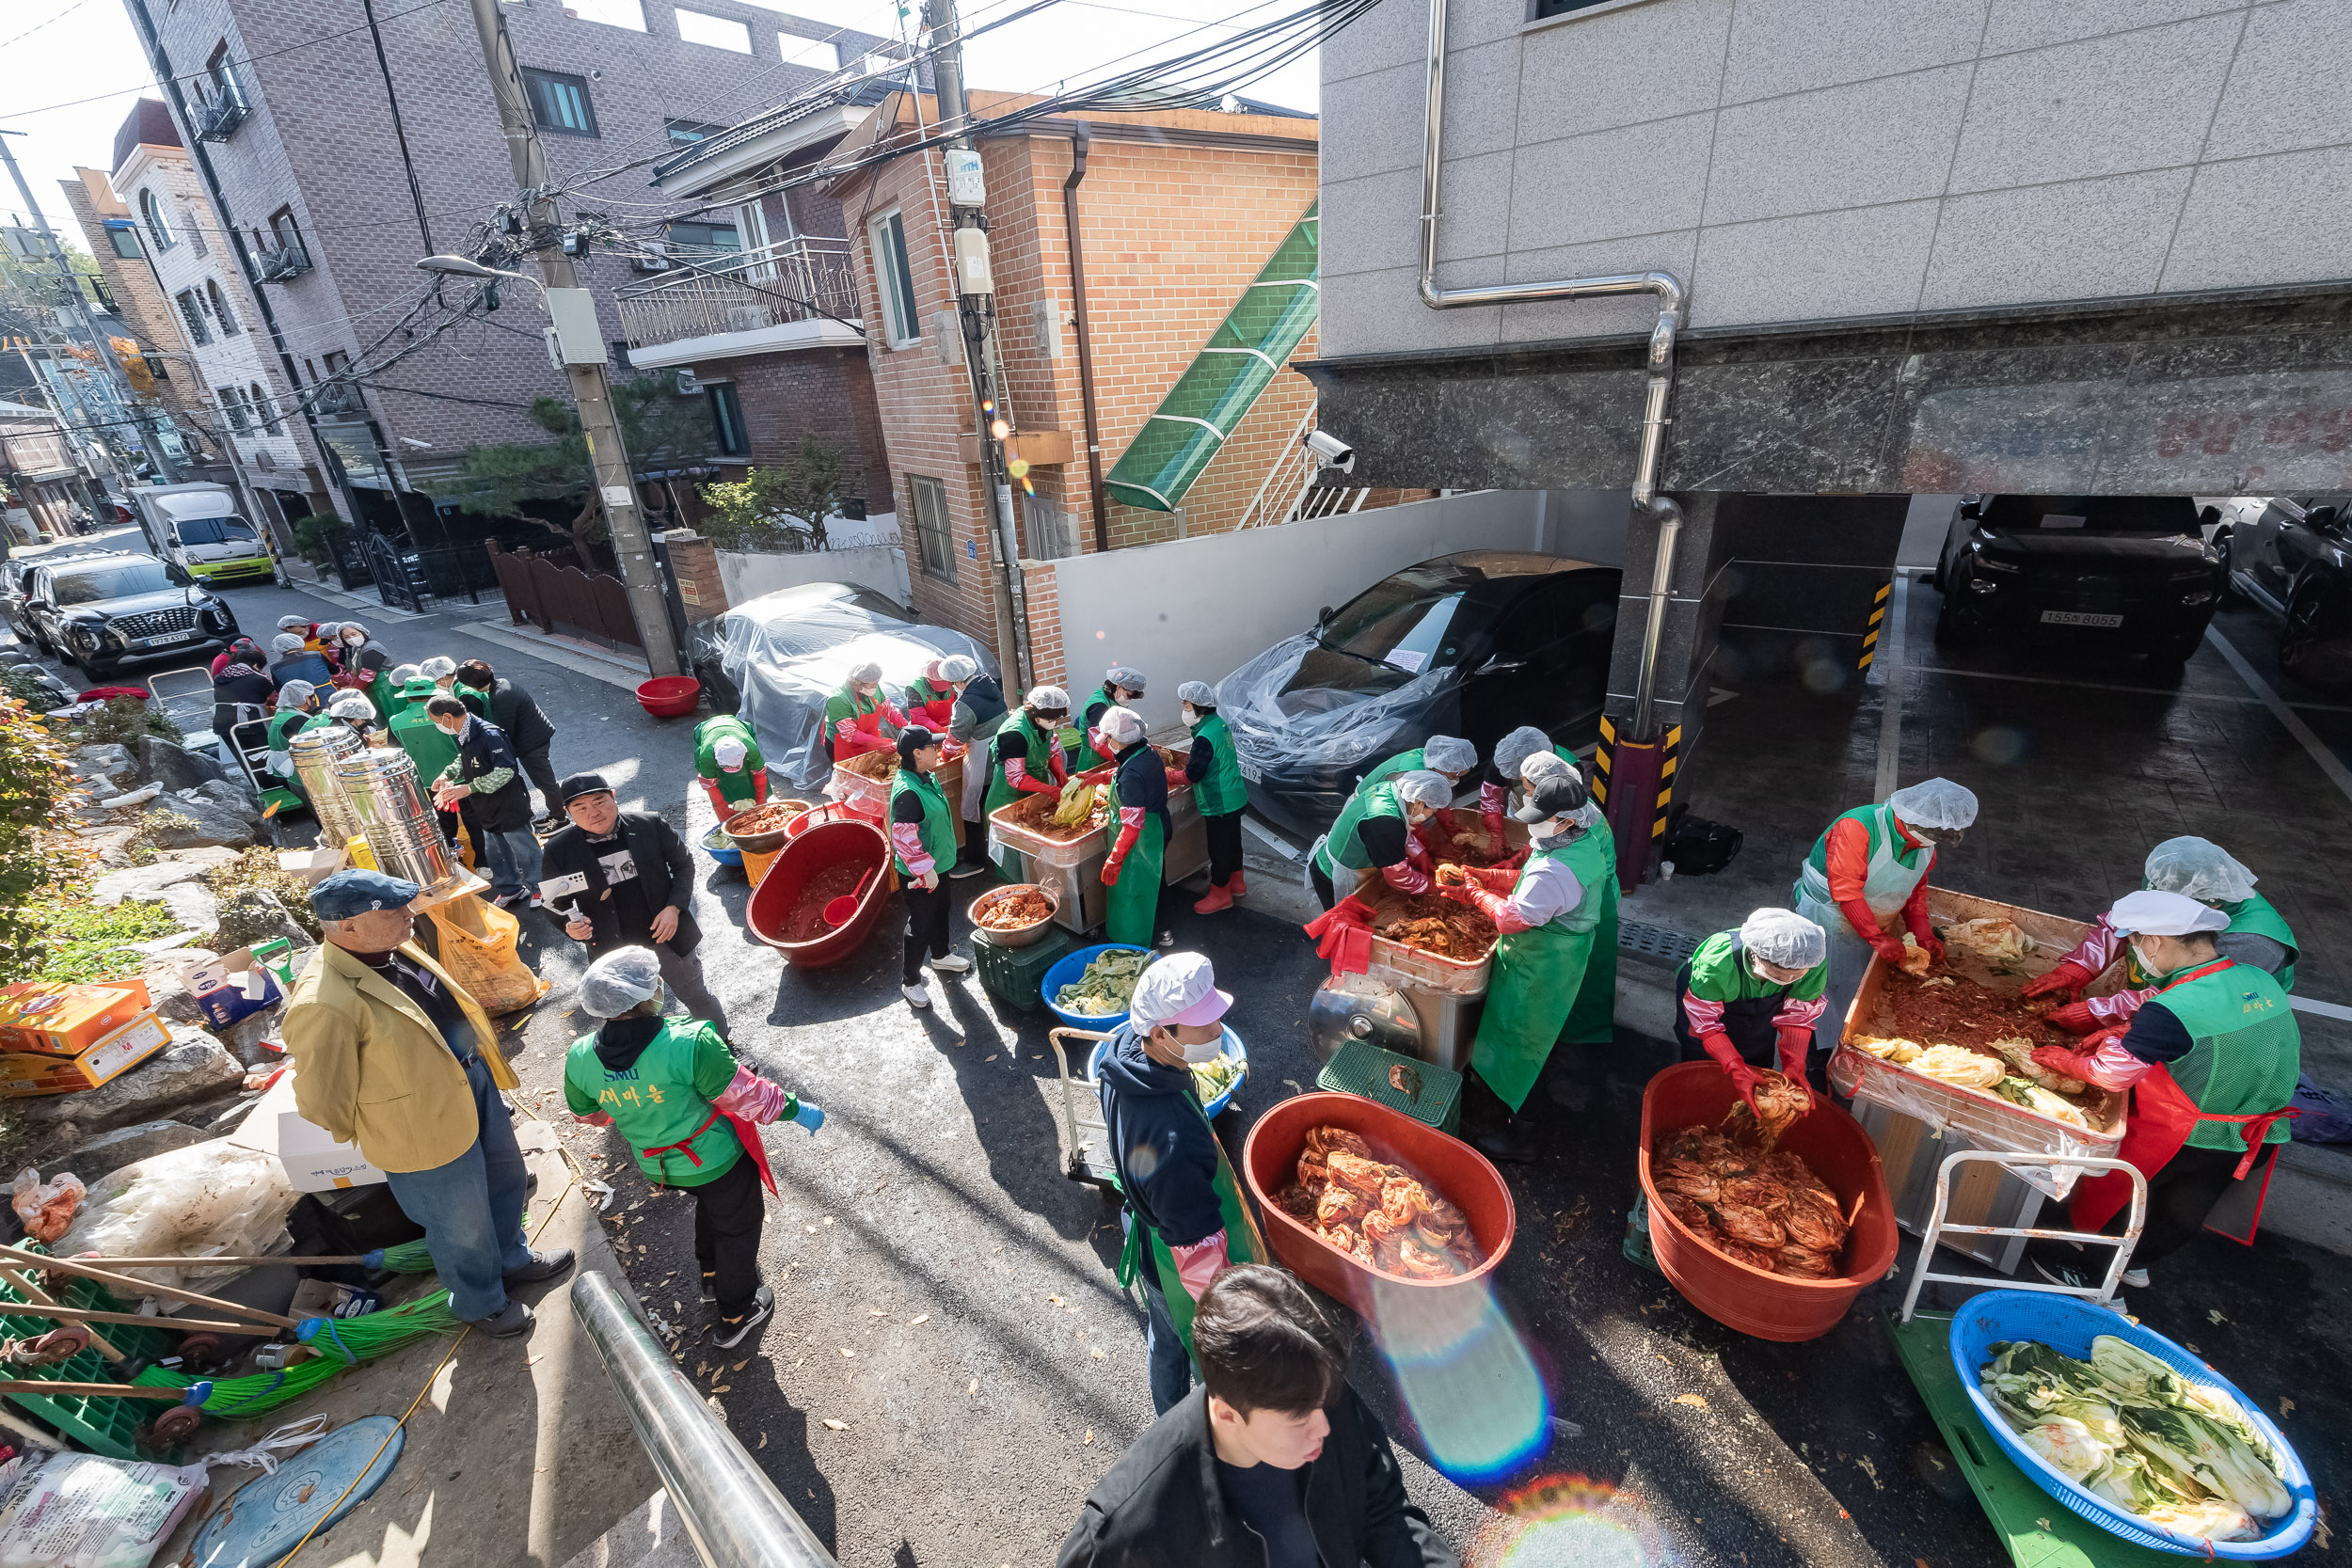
990 798 1108 868
968 883 1060 947
1317 1037 1461 1133
0 1262 172 1460
1240 1091 1514 1316
636 675 701 718
1638 1061 1898 1342
699 821 744 869
721 800 814 855
1042 943 1153 1032
1089 1027 1248 1118
974 926 1076 1012
1950 1290 2315 1559
745 817 890 968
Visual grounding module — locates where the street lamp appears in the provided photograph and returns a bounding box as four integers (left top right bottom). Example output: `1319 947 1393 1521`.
414 254 526 282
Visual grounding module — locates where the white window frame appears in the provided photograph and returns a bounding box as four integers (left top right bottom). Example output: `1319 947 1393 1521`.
737 196 772 280
866 208 919 349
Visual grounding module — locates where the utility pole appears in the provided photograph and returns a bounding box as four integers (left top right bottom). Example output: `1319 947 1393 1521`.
467 0 681 676
0 129 169 485
923 0 1030 691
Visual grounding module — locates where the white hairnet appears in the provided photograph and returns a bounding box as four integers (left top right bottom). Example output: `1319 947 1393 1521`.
938 655 977 684
847 660 883 685
339 622 369 641
1493 726 1552 780
271 633 304 655
580 945 663 1019
1420 735 1476 776
1177 680 1216 708
1099 706 1147 748
1106 665 1146 694
1026 685 1070 711
278 615 312 631
419 656 456 680
1740 908 1827 971
712 736 748 767
2110 889 2231 938
278 680 316 707
1392 769 1453 810
1886 777 1978 831
328 696 374 720
388 663 421 686
2142 836 2257 904
1522 750 1575 783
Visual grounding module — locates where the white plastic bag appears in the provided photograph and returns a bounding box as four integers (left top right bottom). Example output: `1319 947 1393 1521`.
9 1172 86 1245
0 1451 208 1568
52 1142 296 1289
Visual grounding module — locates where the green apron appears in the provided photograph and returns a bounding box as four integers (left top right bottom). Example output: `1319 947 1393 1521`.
1070 683 1120 773
1189 712 1248 817
1313 780 1407 883
888 766 957 877
1104 755 1167 947
2129 893 2298 991
984 711 1059 879
1791 801 1934 1027
389 704 461 784
1562 821 1619 1045
694 716 767 808
1357 746 1429 797
1470 830 1611 1113
562 1022 742 1186
2144 959 2300 1152
1113 1093 1265 1356
822 684 885 756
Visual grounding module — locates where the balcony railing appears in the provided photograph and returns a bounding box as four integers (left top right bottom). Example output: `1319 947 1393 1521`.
312 382 364 417
614 236 861 351
257 243 312 283
195 85 250 141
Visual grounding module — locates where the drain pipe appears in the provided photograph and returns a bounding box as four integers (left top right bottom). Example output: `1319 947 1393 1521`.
1062 124 1111 555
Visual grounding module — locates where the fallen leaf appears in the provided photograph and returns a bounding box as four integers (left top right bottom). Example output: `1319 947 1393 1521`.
985 1054 997 1062
968 1379 978 1396
1048 1295 1066 1307
1083 1429 1094 1445
2279 1397 2296 1418
758 1433 769 1449
526 1355 543 1366
870 1308 885 1317
733 1359 750 1371
805 1226 818 1234
822 1418 848 1431
696 1362 709 1377
909 1314 929 1325
712 1385 732 1394
1855 1456 1881 1491
838 1348 855 1357
1674 1394 1708 1410
1091 1347 1105 1359
2207 1309 2227 1326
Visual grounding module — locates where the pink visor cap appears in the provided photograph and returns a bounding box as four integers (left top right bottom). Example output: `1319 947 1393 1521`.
1129 953 1233 1029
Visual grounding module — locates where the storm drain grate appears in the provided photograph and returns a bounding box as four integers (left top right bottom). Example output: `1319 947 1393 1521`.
1619 919 1702 968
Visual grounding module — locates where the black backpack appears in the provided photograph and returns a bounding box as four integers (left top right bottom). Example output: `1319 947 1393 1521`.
1660 803 1741 877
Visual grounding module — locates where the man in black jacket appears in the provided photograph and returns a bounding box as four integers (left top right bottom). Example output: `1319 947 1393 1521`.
1057 1265 1454 1568
424 695 541 908
454 659 561 830
539 773 729 1033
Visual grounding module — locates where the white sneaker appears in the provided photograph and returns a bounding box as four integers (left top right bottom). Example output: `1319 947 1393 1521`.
930 953 972 975
902 983 932 1008
2122 1267 2150 1289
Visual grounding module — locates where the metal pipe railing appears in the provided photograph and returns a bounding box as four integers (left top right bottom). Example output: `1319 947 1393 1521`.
571 1271 838 1568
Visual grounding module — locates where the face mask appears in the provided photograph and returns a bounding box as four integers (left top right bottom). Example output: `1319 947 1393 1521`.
1182 707 1199 728
1177 1030 1225 1064
2130 940 2171 978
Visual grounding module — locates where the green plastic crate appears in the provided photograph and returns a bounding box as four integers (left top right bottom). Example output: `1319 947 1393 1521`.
974 926 1076 1012
0 1265 174 1459
1316 1039 1462 1133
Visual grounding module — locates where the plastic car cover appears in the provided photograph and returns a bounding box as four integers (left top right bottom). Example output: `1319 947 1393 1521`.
1885 777 1979 830
1215 632 1458 778
2141 836 2258 904
716 587 996 788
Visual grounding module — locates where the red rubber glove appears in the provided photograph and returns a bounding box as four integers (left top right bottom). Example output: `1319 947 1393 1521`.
1483 807 1507 842
1866 930 1909 966
1164 768 1188 792
1078 767 1113 786
2045 999 2104 1035
699 780 731 816
750 768 770 804
1719 1055 1768 1120
2022 961 2095 1002
1433 807 1465 840
1100 854 1124 885
2031 1041 2102 1081
1918 934 1947 967
1461 863 1518 893
1494 847 1530 872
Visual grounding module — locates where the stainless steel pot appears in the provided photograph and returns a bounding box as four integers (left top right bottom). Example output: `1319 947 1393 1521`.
334 747 459 893
288 721 366 849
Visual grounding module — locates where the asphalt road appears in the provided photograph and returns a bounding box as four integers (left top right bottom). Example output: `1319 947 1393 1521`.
47 558 2352 1567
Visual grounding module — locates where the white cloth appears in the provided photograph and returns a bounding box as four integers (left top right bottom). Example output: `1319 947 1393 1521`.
1508 850 1584 929
2108 888 2230 936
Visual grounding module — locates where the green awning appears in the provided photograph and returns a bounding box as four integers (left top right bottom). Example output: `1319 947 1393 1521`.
1104 204 1318 514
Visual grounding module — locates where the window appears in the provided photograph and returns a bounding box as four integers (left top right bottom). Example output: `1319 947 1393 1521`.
139 190 175 249
522 68 597 135
1024 492 1072 560
216 387 251 435
1529 0 1615 16
142 355 168 381
564 0 646 28
780 35 839 70
738 198 773 278
664 118 726 146
104 222 143 259
174 289 212 346
203 43 247 113
267 206 305 260
665 219 740 252
206 279 239 335
908 474 954 581
867 209 918 348
704 383 748 457
675 8 751 52
249 382 281 435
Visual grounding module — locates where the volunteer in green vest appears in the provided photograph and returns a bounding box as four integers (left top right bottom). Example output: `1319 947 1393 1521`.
692 714 770 819
1439 772 1615 1162
2025 891 2301 1291
381 663 421 721
1094 706 1185 949
939 655 1001 877
263 680 324 792
1096 952 1265 1414
564 945 822 1349
1308 770 1449 911
903 657 961 728
1176 681 1248 914
1675 908 1830 1113
888 726 974 1010
823 659 909 763
983 685 1071 879
1791 777 1979 1030
2026 836 2297 1036
326 621 394 719
1071 665 1148 773
391 673 464 845
1491 725 1576 816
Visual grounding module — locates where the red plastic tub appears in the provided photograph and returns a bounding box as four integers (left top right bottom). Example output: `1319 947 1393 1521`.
746 817 891 967
1638 1062 1898 1342
635 676 701 718
1241 1092 1515 1317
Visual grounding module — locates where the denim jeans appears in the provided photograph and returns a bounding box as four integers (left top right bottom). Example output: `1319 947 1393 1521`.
1125 1212 1195 1415
479 824 545 900
383 1053 532 1321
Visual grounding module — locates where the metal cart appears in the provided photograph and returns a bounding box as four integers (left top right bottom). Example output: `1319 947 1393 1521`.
1048 1025 1122 1191
144 664 223 752
227 716 306 821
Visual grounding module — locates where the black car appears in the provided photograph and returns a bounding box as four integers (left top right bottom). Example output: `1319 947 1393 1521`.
1217 551 1620 839
22 552 242 681
1931 495 2224 666
0 559 37 641
2214 493 2352 686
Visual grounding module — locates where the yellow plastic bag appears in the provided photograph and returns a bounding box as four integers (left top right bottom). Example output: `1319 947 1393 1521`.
424 895 547 1015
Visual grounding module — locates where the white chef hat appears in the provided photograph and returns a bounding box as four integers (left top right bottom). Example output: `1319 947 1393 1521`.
1098 706 1147 748
1026 684 1070 711
580 945 662 1019
1129 952 1230 1030
2109 889 2231 937
420 656 457 680
1740 908 1827 970
712 736 748 768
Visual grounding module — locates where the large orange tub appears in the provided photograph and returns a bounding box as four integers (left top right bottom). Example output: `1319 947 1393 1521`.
1241 1092 1515 1316
746 817 891 968
1638 1062 1897 1342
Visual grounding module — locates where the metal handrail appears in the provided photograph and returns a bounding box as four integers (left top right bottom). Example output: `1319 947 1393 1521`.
614 236 862 349
571 1270 838 1568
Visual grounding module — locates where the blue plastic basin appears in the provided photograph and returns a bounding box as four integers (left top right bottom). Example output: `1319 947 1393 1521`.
1950 1289 2314 1559
700 821 744 868
1089 1027 1249 1117
1041 943 1153 1032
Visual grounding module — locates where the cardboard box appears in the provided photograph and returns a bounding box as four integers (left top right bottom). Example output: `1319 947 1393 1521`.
0 979 153 1057
228 1070 387 1192
176 944 300 1029
0 1011 171 1097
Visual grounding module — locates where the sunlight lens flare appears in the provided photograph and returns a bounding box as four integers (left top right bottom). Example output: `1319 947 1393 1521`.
1467 1474 1672 1568
1368 1275 1547 1482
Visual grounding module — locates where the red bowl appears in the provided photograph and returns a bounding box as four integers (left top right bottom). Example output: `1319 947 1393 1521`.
635 676 701 718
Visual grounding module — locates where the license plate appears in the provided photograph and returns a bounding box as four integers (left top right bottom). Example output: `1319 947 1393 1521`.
2040 610 2124 627
134 629 199 648
1237 757 1263 784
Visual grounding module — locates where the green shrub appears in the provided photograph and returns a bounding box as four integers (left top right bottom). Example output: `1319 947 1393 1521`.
289 513 348 566
203 846 320 941
35 897 178 984
0 696 89 982
81 696 181 748
0 668 63 714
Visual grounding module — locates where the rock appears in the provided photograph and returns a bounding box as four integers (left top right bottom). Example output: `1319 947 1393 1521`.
72 742 136 786
158 879 221 938
91 856 218 907
188 778 263 824
55 1119 209 1182
135 950 215 1024
12 1028 244 1138
219 1006 288 1067
138 735 230 793
212 888 305 952
145 792 260 850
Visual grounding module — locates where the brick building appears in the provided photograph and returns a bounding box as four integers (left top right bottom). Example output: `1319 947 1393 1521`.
119 0 893 536
824 89 1327 673
0 401 84 540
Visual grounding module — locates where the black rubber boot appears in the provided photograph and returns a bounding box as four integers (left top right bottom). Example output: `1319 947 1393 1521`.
1462 1075 1537 1164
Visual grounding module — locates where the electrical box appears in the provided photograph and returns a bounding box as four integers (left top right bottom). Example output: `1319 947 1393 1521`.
944 149 985 207
544 287 608 365
953 228 993 296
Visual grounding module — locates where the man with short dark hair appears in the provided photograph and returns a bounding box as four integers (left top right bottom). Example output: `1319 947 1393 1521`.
425 694 541 908
540 773 730 1033
1057 1264 1454 1568
454 659 562 830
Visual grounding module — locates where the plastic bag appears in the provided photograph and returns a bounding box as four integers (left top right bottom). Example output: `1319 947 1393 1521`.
0 1450 208 1568
423 898 546 1016
9 1172 85 1245
52 1142 296 1290
1214 632 1456 782
2289 1071 2352 1143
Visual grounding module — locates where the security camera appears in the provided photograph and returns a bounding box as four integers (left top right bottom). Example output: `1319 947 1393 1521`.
1303 428 1355 472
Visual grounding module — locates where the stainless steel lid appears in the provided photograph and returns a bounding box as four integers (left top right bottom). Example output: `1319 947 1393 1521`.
1306 974 1422 1066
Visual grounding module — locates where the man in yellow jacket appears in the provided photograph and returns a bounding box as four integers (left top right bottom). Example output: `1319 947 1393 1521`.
282 869 573 1337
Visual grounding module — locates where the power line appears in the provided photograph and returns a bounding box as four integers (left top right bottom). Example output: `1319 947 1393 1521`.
0 0 93 52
